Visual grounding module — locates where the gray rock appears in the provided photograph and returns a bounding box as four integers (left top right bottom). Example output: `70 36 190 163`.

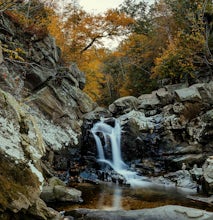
138 92 160 110
71 205 213 220
173 102 185 114
191 83 213 104
165 83 188 93
109 96 138 115
156 88 174 105
49 177 66 187
47 55 57 67
172 154 203 165
69 63 86 89
174 145 202 155
0 64 15 89
54 186 82 202
52 39 60 62
202 109 213 123
207 81 213 94
28 198 61 220
29 65 55 89
144 109 158 116
203 156 213 194
0 13 92 220
162 104 173 116
83 107 112 120
186 117 206 142
31 86 66 119
190 164 203 180
163 114 181 129
37 116 79 151
41 185 82 203
118 110 155 131
43 36 60 62
175 87 201 102
161 170 197 189
31 49 45 62
40 186 55 203
69 85 97 113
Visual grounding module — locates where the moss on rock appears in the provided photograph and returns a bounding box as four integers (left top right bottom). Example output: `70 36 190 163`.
0 152 40 213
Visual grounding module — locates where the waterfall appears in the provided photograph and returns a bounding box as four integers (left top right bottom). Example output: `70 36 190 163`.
91 118 142 185
91 118 126 172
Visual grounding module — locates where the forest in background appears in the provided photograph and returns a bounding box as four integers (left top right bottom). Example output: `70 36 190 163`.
0 0 212 106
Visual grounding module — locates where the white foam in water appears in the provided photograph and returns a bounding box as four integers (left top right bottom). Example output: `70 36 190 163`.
91 118 149 186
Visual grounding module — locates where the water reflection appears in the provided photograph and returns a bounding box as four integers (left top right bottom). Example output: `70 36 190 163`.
98 184 122 210
54 182 213 212
113 186 122 210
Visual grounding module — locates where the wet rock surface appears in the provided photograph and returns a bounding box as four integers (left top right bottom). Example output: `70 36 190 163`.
82 81 213 174
81 81 213 196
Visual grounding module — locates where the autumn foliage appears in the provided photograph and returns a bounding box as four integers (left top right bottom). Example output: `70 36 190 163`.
1 0 212 106
3 0 50 39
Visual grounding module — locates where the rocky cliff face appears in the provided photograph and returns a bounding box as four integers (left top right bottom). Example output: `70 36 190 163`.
0 12 96 219
118 82 213 173
82 81 213 192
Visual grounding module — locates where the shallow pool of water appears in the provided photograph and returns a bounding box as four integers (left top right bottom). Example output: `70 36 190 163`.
52 181 213 212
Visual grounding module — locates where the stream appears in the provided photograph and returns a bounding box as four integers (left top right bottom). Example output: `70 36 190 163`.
53 118 213 213
53 182 213 212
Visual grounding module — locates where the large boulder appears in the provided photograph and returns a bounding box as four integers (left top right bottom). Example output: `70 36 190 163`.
138 92 161 110
69 205 213 220
156 88 174 105
40 177 82 203
113 111 161 169
191 83 213 105
154 170 197 189
109 96 138 116
174 87 202 102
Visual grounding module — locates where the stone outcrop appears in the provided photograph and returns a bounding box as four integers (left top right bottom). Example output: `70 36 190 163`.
0 11 96 219
0 88 58 219
82 81 213 193
117 81 213 173
40 177 82 203
69 205 213 220
109 96 138 115
153 170 197 189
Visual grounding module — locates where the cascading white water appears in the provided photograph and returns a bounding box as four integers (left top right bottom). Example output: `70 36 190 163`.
91 118 126 172
91 118 143 185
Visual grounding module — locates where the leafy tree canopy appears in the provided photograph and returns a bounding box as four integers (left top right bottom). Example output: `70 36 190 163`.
1 0 212 106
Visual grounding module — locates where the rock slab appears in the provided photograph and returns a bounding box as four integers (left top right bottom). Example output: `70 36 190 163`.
70 205 213 220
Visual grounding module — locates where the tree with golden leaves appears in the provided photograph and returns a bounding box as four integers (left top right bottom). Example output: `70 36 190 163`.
50 5 134 63
152 0 212 83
